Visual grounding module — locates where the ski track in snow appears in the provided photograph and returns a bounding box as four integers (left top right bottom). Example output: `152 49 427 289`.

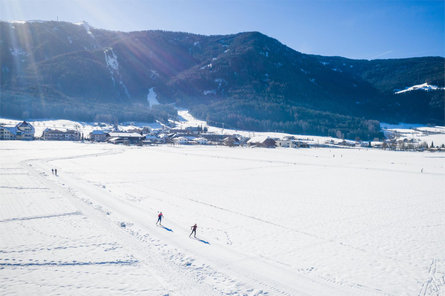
36 151 289 296
1 144 275 296
0 142 444 295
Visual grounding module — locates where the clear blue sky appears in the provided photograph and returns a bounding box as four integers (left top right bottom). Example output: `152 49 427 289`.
1 0 444 59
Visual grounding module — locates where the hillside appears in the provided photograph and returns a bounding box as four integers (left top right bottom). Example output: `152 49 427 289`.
0 21 443 139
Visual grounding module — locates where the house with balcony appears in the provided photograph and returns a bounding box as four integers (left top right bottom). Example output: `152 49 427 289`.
15 121 35 140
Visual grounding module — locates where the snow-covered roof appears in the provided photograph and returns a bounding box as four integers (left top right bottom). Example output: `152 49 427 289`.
194 137 208 142
43 127 78 133
0 123 16 128
247 136 272 144
0 125 17 135
90 130 109 135
108 132 143 138
174 136 189 141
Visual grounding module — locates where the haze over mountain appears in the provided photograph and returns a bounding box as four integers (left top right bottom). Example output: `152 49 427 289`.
0 21 444 139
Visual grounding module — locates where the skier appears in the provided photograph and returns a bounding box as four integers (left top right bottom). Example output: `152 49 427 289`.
156 212 163 225
51 169 54 175
55 169 58 176
189 224 197 238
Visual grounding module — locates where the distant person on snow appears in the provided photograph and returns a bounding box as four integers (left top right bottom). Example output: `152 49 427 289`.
51 169 54 175
156 212 163 225
189 224 197 238
55 169 58 176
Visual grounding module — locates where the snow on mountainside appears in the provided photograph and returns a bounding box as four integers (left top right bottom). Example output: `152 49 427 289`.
147 88 160 108
74 21 94 37
395 82 445 94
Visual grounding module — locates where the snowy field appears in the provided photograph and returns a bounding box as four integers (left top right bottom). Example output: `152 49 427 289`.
0 141 444 296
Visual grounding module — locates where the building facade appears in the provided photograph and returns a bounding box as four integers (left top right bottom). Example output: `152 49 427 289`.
42 128 81 141
15 121 35 140
0 125 17 140
0 121 35 140
89 130 109 142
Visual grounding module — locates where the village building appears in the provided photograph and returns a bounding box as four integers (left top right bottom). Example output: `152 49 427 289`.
173 136 191 145
295 141 310 148
170 126 205 136
201 133 227 144
370 141 384 148
107 132 145 145
89 130 109 142
0 121 35 140
0 125 17 140
185 126 204 135
42 128 81 141
276 139 297 148
247 136 276 148
142 122 166 134
338 140 356 147
223 135 241 147
156 133 169 143
193 137 208 145
143 134 164 145
15 121 35 140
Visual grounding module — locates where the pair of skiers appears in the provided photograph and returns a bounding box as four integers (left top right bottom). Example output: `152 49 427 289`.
156 212 198 238
51 168 58 176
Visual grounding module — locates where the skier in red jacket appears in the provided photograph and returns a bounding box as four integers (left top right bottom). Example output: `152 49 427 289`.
156 212 163 225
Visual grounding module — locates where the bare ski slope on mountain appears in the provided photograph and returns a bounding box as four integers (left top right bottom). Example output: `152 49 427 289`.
0 141 444 295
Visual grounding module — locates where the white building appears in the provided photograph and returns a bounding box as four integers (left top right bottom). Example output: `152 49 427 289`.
0 125 17 140
276 139 297 148
0 121 35 140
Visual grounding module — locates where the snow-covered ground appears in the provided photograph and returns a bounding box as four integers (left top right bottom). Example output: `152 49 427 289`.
1 141 444 295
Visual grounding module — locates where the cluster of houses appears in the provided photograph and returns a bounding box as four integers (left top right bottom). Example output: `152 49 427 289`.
88 126 309 148
1 121 444 151
89 126 254 147
0 121 35 140
0 121 81 141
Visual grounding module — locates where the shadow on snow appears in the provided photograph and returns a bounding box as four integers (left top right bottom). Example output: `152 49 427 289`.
194 237 210 245
157 225 173 232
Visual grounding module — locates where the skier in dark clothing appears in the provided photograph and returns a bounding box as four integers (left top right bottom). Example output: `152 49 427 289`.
55 169 58 176
156 212 163 225
189 224 197 238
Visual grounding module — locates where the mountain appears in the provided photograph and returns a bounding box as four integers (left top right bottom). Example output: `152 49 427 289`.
0 21 444 139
